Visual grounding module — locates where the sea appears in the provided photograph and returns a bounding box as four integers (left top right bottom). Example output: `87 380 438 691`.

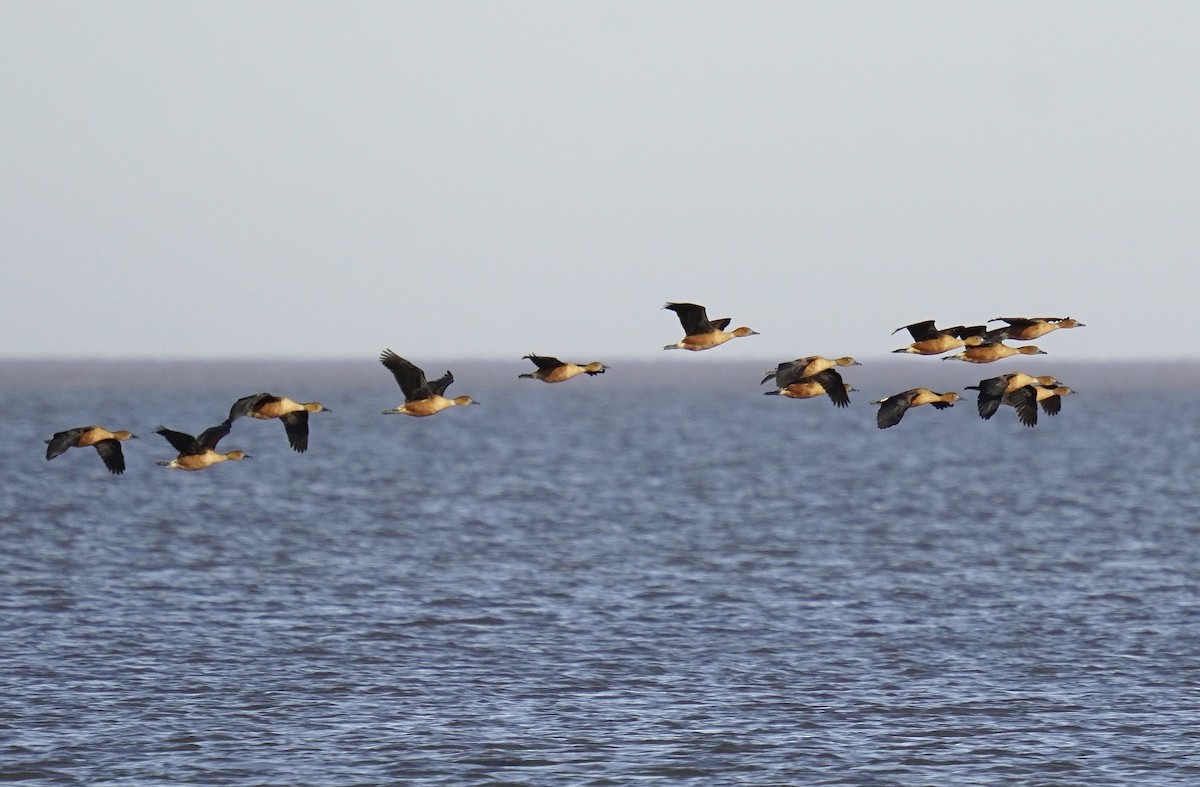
2 358 1198 785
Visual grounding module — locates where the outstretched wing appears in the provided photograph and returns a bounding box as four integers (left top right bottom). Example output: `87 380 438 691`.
196 421 233 451
524 354 564 371
93 440 127 475
894 320 939 341
380 349 433 401
973 376 1008 420
1008 387 1038 427
426 371 454 398
228 392 276 421
1040 393 1064 417
155 425 200 455
875 392 913 429
280 412 310 453
812 369 850 408
664 302 714 336
45 427 87 460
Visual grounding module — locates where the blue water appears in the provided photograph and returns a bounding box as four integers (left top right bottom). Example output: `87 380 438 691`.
3 362 1199 784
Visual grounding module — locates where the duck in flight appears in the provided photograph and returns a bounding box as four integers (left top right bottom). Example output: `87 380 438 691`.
891 320 991 355
519 354 607 383
155 421 250 471
965 373 1063 424
760 356 860 385
44 426 138 475
988 316 1085 342
763 368 855 407
227 393 330 453
662 302 759 351
942 342 1047 364
379 350 479 416
871 389 961 429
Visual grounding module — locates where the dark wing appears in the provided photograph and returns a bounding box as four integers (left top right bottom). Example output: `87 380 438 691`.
875 392 913 429
380 349 432 401
813 369 850 408
664 302 714 336
1008 387 1038 427
93 440 126 475
974 376 1008 420
952 324 989 338
773 359 810 388
1040 393 1063 417
280 412 310 453
894 320 939 341
991 317 1036 329
228 392 276 421
709 317 731 332
45 427 87 460
426 371 454 398
196 421 233 451
155 425 200 454
524 354 564 371
929 400 956 410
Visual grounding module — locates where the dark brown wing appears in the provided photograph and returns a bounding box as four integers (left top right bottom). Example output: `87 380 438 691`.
709 317 731 332
894 320 939 341
952 324 989 338
973 376 1008 420
1040 393 1063 417
45 427 88 460
991 317 1037 329
875 391 913 429
280 412 310 453
93 440 126 475
155 426 200 455
380 349 433 401
196 421 232 451
1008 387 1038 427
426 371 454 398
664 302 714 336
228 392 277 421
812 369 850 408
524 354 564 371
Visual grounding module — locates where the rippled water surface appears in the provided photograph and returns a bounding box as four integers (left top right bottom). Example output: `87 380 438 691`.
3 363 1200 784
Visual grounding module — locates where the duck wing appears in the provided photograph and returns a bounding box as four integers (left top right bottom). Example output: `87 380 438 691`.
196 421 233 451
45 427 87 460
380 349 433 401
228 392 277 421
93 440 127 475
524 354 564 371
280 412 310 453
664 302 714 335
155 426 200 455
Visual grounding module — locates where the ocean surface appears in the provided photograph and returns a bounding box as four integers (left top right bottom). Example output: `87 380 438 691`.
3 359 1199 785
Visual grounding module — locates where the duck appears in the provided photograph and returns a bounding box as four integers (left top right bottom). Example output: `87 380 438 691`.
44 426 138 475
892 320 989 355
760 356 860 386
662 302 758 351
155 421 250 471
379 349 479 416
942 342 1047 364
871 389 961 429
988 316 1085 341
763 368 855 407
966 373 1063 421
964 381 1074 427
518 354 607 383
227 393 330 453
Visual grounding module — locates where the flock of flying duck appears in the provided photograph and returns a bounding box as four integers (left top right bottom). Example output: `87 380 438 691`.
43 303 1084 475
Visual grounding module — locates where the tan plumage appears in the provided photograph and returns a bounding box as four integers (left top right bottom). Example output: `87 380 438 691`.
662 302 759 351
519 354 607 383
871 389 960 429
45 426 138 475
379 350 478 416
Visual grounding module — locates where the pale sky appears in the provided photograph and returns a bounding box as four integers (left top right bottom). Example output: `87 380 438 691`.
2 2 1197 362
